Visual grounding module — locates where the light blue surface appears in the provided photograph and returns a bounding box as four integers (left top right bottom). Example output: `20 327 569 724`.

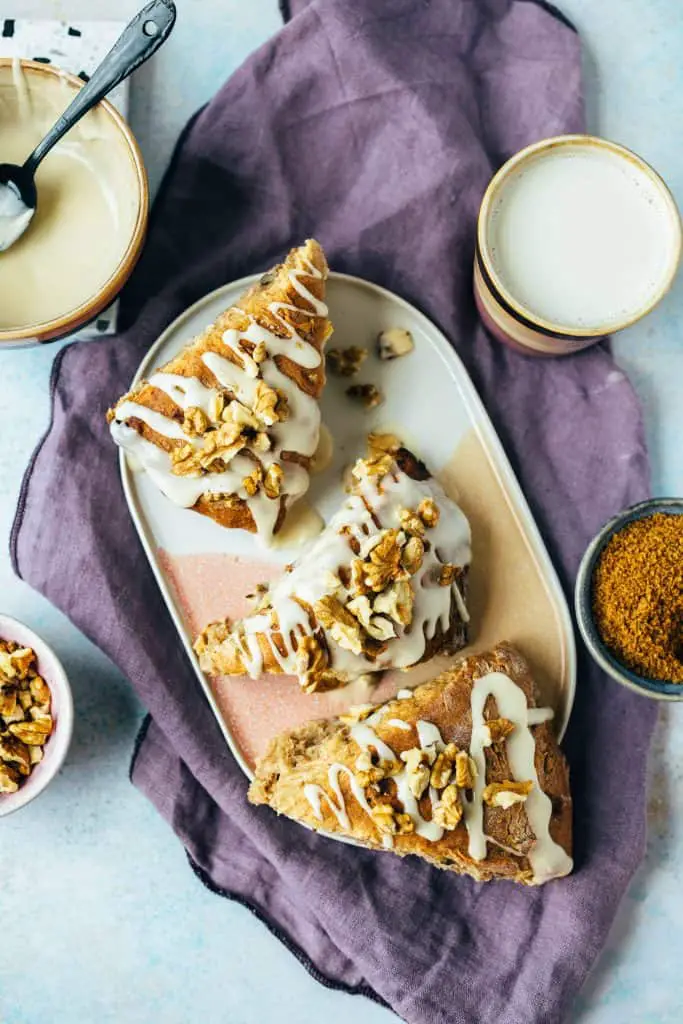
0 2 682 1022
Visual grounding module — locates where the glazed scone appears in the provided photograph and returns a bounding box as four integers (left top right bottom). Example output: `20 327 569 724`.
195 434 471 692
249 643 573 885
108 239 331 542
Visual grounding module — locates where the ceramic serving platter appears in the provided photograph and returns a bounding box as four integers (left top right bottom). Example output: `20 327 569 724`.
120 272 576 783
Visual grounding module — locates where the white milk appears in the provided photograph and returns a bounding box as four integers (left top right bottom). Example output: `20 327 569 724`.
487 144 679 331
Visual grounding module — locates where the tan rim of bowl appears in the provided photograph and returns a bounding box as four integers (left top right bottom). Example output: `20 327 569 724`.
0 58 149 345
477 134 683 339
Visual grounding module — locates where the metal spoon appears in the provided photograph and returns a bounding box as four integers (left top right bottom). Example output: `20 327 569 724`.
0 0 176 253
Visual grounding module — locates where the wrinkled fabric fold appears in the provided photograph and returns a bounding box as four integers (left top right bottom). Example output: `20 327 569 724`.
11 2 656 1022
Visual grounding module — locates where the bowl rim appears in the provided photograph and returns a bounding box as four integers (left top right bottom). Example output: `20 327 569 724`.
575 497 683 701
0 612 74 815
0 58 149 345
477 134 683 339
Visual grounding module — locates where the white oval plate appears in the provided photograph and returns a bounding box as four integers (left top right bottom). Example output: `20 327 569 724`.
120 272 576 784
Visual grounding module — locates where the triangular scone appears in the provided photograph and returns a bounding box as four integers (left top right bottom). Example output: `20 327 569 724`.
195 434 472 692
108 239 331 541
249 643 573 885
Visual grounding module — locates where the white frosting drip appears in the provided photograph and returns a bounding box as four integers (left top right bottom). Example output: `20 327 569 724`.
464 672 572 884
237 465 471 681
110 260 326 540
384 718 413 731
304 763 374 828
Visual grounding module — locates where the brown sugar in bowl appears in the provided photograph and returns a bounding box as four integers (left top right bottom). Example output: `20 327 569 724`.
575 499 683 700
0 59 148 347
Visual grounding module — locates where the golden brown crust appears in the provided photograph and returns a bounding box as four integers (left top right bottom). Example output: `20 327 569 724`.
249 643 572 885
109 239 330 534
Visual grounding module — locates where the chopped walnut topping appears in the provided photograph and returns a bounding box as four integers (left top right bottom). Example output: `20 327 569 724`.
182 406 209 437
401 535 424 575
208 392 225 423
417 497 439 528
327 346 368 377
295 636 329 694
252 341 267 364
263 463 284 499
225 400 260 430
398 507 425 537
430 743 459 790
400 748 431 798
314 596 364 656
246 582 271 613
346 383 383 409
373 580 414 627
339 703 376 725
371 803 414 836
484 718 515 745
437 563 461 587
433 784 463 830
242 465 263 497
253 380 281 427
367 433 401 456
346 596 396 642
377 327 414 361
362 529 406 593
483 780 534 808
455 750 477 790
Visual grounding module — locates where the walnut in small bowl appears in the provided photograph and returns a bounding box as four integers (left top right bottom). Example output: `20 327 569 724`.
0 639 54 792
0 615 73 815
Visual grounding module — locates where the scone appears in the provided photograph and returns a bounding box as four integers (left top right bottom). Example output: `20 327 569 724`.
108 239 331 541
249 643 573 886
195 434 472 692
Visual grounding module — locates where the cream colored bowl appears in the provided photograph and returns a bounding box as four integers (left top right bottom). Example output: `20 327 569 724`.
0 59 148 346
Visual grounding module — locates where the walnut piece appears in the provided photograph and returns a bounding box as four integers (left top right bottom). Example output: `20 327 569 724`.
373 580 414 627
455 750 477 790
263 463 284 500
314 596 364 656
327 346 368 377
438 563 462 587
400 747 431 798
371 803 414 836
483 780 534 808
417 498 440 528
346 383 383 410
398 507 425 538
433 784 463 829
339 703 376 725
182 406 209 437
377 328 414 361
483 718 516 745
295 636 329 694
242 465 263 497
430 743 459 790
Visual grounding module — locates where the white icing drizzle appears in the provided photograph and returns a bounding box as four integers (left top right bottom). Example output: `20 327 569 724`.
464 672 572 884
416 720 444 749
304 763 374 829
527 706 555 726
396 689 413 699
383 718 413 731
110 260 326 540
237 464 471 681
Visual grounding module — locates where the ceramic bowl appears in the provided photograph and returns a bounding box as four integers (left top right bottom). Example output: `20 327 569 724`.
0 58 148 347
0 614 74 816
575 498 683 700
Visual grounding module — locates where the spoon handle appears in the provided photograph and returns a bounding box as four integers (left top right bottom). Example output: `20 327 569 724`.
24 0 176 176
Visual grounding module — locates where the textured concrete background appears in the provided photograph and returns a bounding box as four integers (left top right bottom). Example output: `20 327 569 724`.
0 2 681 1022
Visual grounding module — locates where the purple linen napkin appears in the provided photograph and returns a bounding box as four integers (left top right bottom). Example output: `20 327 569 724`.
11 1 657 1021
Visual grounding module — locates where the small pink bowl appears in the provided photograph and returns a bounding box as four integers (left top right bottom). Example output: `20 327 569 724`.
0 614 73 817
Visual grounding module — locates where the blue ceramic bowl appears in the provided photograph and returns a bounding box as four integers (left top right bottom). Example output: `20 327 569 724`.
575 498 683 701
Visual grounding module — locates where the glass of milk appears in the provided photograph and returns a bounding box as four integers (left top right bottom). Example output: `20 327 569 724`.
475 135 681 356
